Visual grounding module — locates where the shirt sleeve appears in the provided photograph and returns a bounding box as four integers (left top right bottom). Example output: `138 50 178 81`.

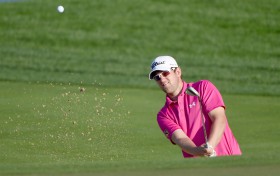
157 111 181 144
199 80 225 113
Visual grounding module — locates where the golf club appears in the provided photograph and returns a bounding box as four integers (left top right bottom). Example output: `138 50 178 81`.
186 86 216 157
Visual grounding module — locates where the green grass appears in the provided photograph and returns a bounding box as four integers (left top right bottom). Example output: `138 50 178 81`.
0 0 280 175
0 0 279 95
0 82 280 175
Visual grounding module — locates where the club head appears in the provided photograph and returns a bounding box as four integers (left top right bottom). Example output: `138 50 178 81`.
186 87 200 97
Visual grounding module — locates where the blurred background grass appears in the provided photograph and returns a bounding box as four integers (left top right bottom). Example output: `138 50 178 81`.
1 81 279 175
0 0 279 95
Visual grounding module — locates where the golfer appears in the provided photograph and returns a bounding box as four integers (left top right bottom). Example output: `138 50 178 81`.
149 56 242 157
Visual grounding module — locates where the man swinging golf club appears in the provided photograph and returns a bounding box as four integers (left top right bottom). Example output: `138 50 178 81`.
149 56 242 158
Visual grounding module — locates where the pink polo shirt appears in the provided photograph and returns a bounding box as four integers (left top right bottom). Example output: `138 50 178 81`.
157 80 242 157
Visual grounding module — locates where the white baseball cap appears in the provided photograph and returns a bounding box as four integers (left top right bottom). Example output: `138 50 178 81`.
149 56 178 80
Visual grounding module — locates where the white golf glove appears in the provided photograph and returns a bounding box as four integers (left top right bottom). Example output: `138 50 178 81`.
206 143 216 157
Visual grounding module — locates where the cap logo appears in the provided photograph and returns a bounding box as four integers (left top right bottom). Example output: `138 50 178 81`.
151 61 165 69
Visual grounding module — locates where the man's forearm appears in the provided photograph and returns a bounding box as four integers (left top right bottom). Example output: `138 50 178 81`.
208 115 226 148
174 137 197 155
172 129 208 156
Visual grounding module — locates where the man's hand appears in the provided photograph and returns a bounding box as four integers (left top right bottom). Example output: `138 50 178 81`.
172 129 209 157
172 129 217 157
202 143 216 157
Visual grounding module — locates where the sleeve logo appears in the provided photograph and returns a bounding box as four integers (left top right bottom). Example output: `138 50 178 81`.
163 129 169 138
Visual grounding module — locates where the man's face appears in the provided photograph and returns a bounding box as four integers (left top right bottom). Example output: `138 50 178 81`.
153 67 182 97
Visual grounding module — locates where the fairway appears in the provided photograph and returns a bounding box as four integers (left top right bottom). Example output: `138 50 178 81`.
0 0 280 175
1 82 280 175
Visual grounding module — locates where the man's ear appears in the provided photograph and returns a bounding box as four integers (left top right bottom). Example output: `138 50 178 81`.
176 67 182 77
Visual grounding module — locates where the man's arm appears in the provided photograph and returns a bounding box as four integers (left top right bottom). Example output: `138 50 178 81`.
207 107 227 148
171 129 209 156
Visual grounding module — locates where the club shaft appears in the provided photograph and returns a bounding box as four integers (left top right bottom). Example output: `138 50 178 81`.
198 97 208 147
186 87 209 148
